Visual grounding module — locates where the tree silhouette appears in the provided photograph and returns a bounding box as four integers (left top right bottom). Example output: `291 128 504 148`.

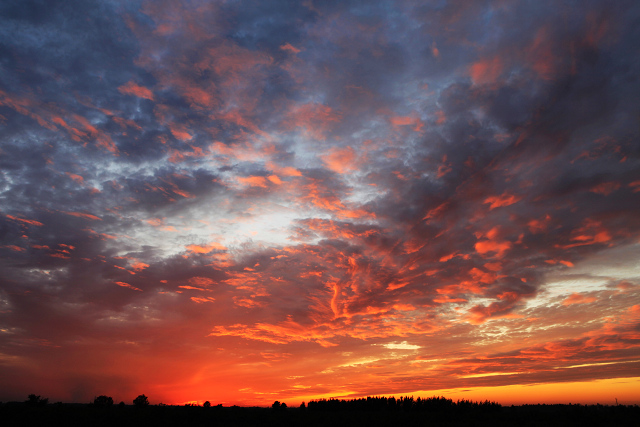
133 394 149 407
93 395 114 407
26 394 48 407
203 401 211 408
272 400 287 411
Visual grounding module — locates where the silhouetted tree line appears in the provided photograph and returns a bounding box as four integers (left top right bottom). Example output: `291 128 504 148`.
306 395 502 412
92 396 114 407
3 393 639 426
271 400 288 411
25 394 49 407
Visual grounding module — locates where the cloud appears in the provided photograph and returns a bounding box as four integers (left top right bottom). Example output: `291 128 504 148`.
118 81 155 101
115 282 143 292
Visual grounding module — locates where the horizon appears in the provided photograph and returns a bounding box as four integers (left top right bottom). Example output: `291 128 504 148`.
8 380 640 407
1 0 639 407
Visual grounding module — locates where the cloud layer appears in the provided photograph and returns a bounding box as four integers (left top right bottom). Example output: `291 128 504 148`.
1 0 639 405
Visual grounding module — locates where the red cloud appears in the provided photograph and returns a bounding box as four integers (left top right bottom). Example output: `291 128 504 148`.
469 56 503 85
115 282 142 291
590 181 620 196
483 193 521 210
6 215 43 226
628 180 640 192
117 81 155 100
63 211 102 220
527 214 551 234
475 227 511 258
545 259 574 268
558 219 612 249
436 154 452 178
191 296 216 303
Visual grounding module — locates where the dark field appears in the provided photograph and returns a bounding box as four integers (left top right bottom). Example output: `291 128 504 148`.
2 401 639 427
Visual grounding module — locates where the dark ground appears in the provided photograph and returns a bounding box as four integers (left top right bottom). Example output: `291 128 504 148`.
1 402 639 427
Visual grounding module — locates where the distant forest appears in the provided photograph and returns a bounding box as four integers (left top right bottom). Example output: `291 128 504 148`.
1 394 639 426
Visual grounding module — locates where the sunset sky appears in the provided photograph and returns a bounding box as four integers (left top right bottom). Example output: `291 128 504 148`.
1 0 639 406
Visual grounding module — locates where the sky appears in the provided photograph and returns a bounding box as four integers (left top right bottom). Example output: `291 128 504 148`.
1 0 639 407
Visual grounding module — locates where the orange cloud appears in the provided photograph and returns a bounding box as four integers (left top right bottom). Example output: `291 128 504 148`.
469 56 503 85
280 43 301 54
302 218 378 241
6 215 43 226
484 262 502 272
115 282 142 291
469 267 497 284
146 218 164 227
475 227 511 258
169 123 192 141
179 285 207 291
117 81 155 100
284 102 341 140
437 281 484 296
559 219 612 249
131 262 149 271
466 302 522 325
322 146 357 174
0 90 118 155
50 253 69 259
191 296 216 303
475 240 512 258
186 243 227 254
267 175 283 185
63 211 102 220
431 41 440 59
237 176 268 188
562 293 597 306
189 277 215 287
545 259 574 268
266 161 302 177
483 192 521 210
390 115 423 132
210 320 338 348
65 172 84 184
439 253 457 262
